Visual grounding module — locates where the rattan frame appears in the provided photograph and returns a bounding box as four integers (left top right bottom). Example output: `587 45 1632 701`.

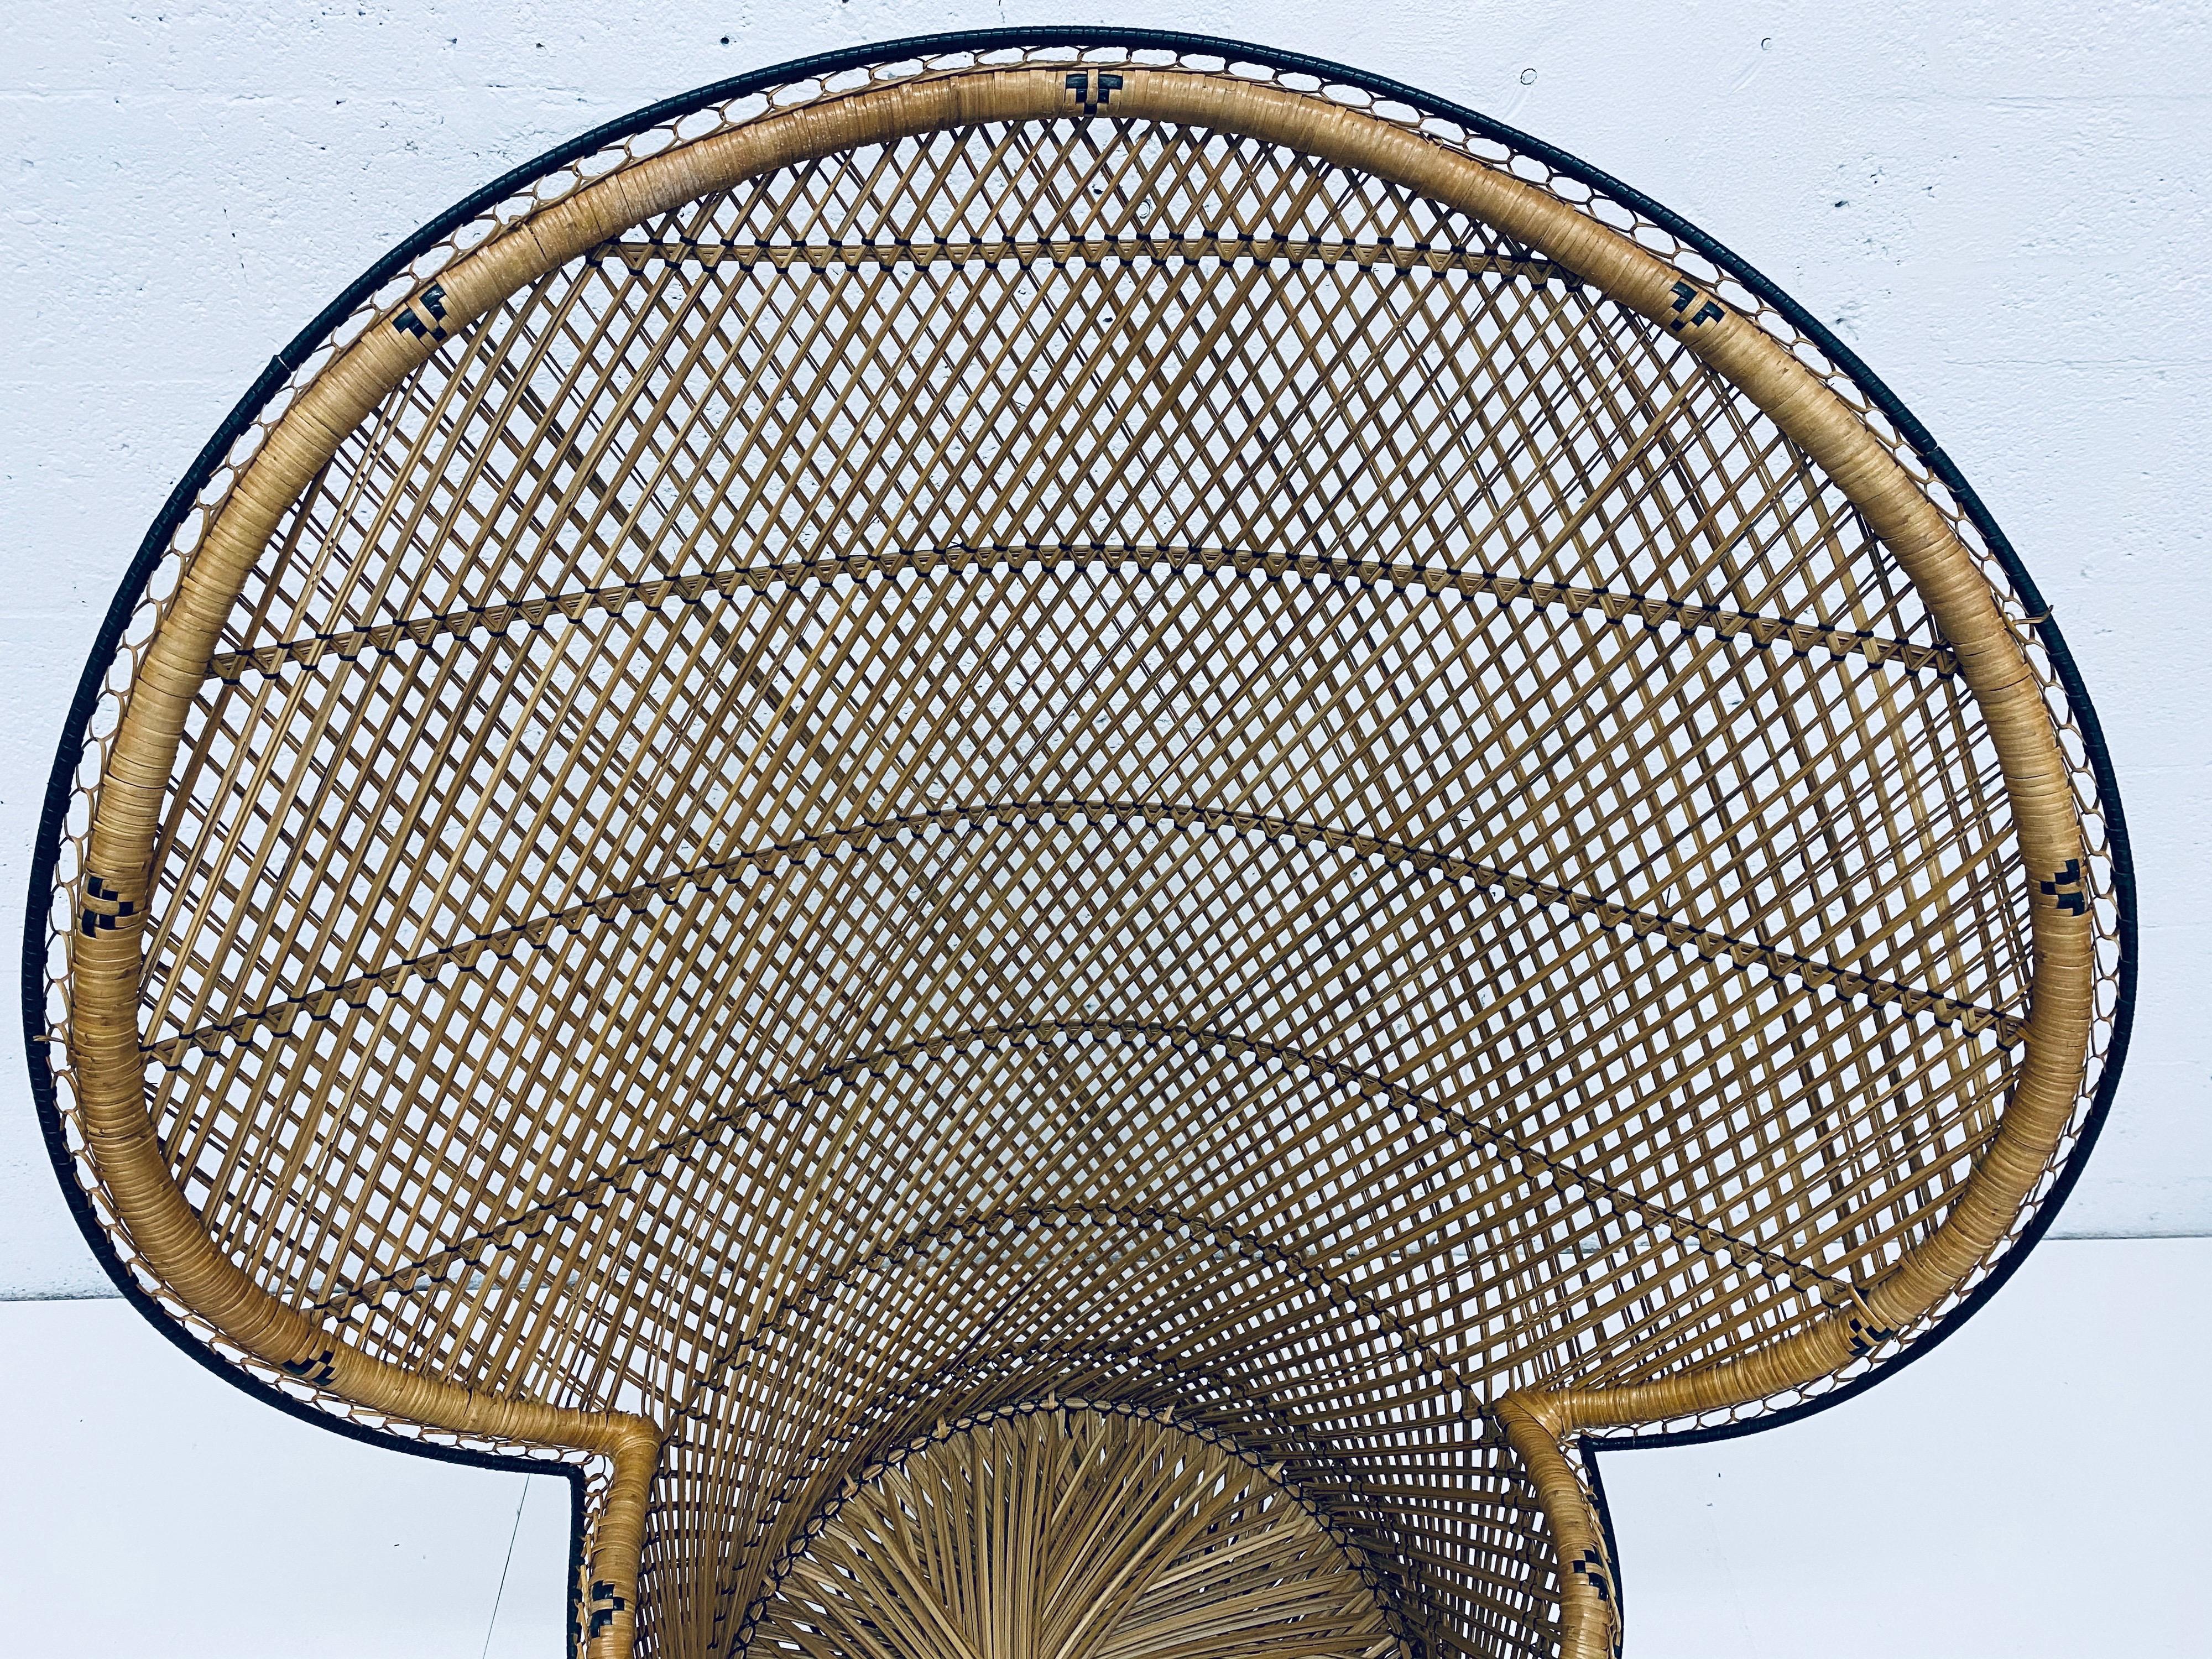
25 29 2132 1659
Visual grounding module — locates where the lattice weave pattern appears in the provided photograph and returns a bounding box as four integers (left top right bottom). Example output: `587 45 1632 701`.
33 36 2122 1659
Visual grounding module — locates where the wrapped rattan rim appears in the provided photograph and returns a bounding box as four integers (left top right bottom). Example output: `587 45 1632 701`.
28 30 2132 1659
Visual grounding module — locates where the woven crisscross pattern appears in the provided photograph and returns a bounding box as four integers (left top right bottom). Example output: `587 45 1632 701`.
33 36 2124 1659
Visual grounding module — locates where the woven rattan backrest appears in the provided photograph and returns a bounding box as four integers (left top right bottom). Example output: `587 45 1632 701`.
30 33 2127 1659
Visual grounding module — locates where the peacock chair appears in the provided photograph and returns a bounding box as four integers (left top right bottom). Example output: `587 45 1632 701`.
27 30 2132 1659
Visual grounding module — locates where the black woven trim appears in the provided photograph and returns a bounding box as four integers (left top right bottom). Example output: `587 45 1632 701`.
20 28 2136 1649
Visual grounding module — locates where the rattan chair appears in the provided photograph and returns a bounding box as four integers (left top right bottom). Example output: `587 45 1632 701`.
28 30 2131 1659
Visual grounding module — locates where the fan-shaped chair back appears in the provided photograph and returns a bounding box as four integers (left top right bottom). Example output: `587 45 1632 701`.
30 33 2127 1659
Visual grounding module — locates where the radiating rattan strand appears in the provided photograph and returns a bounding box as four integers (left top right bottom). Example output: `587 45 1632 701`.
302 1029 1844 1342
591 232 1571 282
141 801 2022 1067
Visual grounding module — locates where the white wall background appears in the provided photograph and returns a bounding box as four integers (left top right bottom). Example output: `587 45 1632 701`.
1 4 2205 1655
8 1239 2200 1657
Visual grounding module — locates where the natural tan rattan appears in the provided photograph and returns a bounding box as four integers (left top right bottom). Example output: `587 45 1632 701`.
34 35 2125 1659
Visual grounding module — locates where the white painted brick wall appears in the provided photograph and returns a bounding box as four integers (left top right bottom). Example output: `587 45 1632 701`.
3 3 2204 1303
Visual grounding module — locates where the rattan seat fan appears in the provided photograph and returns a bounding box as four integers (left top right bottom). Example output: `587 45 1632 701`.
28 29 2131 1659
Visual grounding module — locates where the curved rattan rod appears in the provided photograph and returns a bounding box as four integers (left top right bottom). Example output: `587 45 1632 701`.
140 800 2021 1071
703 1204 1458 1375
204 544 1958 686
352 1196 1457 1394
159 909 2016 1308
190 526 2000 1053
322 1201 1464 1406
665 1192 1877 1452
746 1341 1429 1491
592 232 1568 280
699 1230 1478 1504
744 1396 1420 1642
300 1017 1851 1361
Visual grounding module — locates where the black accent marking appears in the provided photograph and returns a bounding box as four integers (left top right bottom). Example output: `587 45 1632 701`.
587 1579 628 1639
77 873 138 936
390 283 451 343
1577 1437 1625 1619
1665 281 1724 334
1064 69 1123 115
279 1348 340 1386
2040 858 2088 916
1844 1314 1899 1358
1570 1545 1613 1603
